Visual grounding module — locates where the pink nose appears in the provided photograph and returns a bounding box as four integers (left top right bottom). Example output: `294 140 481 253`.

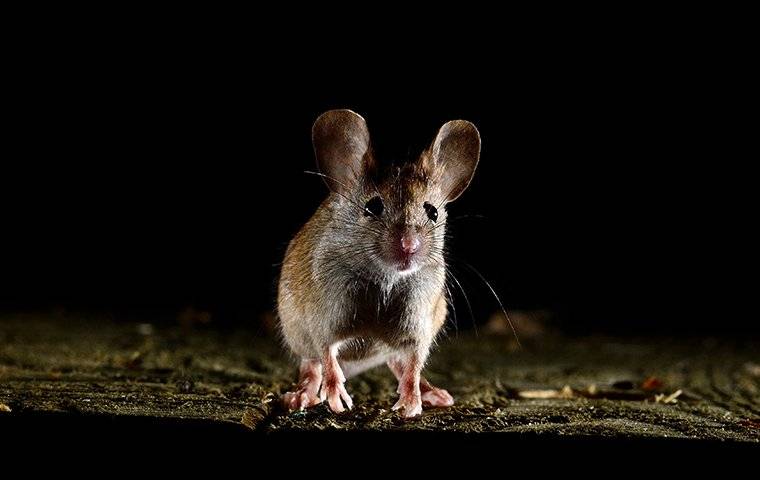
400 234 421 255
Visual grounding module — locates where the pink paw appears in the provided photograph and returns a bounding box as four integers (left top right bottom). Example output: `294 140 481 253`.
320 378 353 413
421 386 454 407
282 389 321 411
392 392 422 417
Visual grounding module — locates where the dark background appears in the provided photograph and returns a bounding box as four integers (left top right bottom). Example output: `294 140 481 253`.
1 21 752 335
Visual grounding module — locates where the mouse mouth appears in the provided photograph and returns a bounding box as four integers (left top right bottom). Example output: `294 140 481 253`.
376 254 419 275
397 257 414 272
392 251 421 273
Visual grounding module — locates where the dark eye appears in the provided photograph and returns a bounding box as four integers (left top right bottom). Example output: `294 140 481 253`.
364 196 384 218
424 202 438 222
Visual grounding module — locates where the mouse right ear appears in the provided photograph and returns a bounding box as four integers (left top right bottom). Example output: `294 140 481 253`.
429 120 481 202
312 109 372 195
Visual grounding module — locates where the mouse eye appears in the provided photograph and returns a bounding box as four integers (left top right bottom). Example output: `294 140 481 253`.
424 202 438 222
364 196 384 218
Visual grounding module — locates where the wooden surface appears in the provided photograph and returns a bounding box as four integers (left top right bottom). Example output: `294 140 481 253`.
0 315 758 443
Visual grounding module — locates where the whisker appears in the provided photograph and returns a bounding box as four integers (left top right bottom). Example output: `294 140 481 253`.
453 257 521 349
428 254 477 336
443 282 458 336
445 265 478 336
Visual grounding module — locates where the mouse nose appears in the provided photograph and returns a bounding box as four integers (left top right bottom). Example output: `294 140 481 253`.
400 233 421 255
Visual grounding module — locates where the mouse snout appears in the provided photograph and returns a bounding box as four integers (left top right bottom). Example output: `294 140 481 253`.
382 226 425 272
400 232 421 255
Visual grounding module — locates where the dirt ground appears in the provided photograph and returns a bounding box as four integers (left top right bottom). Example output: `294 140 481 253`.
0 314 758 442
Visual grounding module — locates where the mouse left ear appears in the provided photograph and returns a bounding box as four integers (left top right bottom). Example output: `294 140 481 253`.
429 120 481 202
312 109 373 195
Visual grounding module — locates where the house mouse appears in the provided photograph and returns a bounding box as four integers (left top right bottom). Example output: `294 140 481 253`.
278 109 480 417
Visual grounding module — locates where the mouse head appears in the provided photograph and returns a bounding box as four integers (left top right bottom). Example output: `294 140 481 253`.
313 109 480 277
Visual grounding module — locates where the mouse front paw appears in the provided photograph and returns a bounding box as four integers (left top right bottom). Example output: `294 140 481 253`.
320 377 353 413
282 388 322 411
282 359 323 411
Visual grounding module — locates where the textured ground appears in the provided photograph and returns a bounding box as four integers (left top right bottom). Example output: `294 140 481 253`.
0 314 758 443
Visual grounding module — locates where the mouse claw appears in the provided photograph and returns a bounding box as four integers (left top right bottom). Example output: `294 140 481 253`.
392 375 423 417
282 359 323 412
340 383 353 410
299 391 321 410
282 389 322 411
392 396 422 418
321 378 353 413
421 386 454 407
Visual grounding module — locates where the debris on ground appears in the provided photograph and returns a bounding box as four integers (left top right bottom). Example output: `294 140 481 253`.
0 316 758 442
518 385 574 399
655 389 683 404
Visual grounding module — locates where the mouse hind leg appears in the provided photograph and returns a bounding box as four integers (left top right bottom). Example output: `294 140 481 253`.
387 356 454 409
282 358 323 411
320 343 353 413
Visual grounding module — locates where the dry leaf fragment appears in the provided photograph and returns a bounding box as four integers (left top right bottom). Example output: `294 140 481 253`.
518 385 575 399
655 389 683 404
518 389 560 399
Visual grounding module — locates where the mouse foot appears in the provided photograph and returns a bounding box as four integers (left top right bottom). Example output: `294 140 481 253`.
282 389 322 411
392 373 422 417
320 346 353 413
392 391 422 417
282 359 322 411
320 377 353 413
421 383 454 408
387 359 453 413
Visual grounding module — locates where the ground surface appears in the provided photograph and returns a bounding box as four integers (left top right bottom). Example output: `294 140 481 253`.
0 314 758 443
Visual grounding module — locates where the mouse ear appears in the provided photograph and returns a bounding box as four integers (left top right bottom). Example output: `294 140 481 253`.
312 109 372 194
430 120 481 202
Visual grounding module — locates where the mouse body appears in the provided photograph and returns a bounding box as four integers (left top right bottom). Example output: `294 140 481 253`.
278 110 480 417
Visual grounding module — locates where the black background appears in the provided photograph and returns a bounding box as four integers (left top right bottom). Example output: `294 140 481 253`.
1 20 752 335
